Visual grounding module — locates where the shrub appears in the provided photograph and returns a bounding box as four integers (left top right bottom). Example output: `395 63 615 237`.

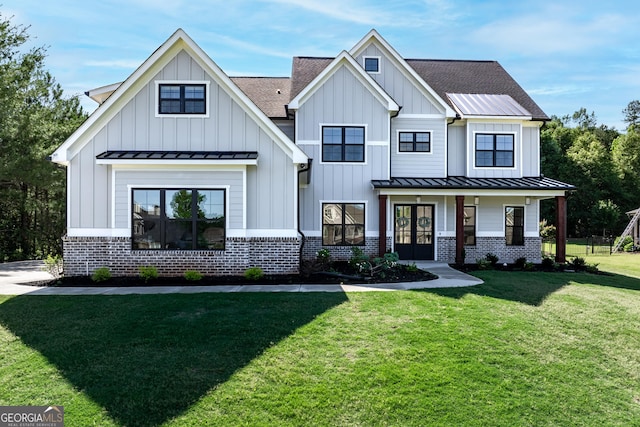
570 257 587 271
405 263 419 273
91 267 112 282
623 241 635 252
514 257 527 270
541 257 556 271
476 258 492 270
485 253 499 266
184 270 203 281
244 267 264 281
43 254 63 278
524 262 535 271
585 263 600 274
139 266 159 283
615 235 633 250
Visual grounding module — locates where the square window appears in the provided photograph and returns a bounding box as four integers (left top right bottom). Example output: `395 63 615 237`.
475 134 514 167
364 57 379 73
322 126 365 162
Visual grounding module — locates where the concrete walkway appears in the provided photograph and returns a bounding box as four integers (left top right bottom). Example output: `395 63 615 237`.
0 260 483 296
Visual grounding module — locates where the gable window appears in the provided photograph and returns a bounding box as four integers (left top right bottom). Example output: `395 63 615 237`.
475 133 514 167
322 126 365 162
158 84 206 114
132 188 225 250
399 131 431 152
322 203 365 246
364 57 380 73
505 206 524 246
464 206 476 245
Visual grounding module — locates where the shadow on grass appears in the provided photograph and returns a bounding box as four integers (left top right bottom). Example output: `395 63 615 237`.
0 293 348 426
423 271 640 306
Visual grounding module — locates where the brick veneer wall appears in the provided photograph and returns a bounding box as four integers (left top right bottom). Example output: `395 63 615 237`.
62 236 301 277
438 236 542 264
301 236 393 261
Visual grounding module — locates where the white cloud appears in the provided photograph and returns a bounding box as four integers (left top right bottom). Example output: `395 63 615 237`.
85 59 142 69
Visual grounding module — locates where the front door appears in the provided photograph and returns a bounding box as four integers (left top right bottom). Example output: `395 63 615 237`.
394 204 434 260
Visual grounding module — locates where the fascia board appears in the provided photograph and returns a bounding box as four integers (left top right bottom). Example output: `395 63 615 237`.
349 30 456 118
375 188 569 197
288 51 399 113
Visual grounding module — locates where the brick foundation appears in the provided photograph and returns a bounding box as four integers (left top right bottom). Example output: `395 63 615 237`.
62 236 301 277
438 236 542 264
301 236 392 261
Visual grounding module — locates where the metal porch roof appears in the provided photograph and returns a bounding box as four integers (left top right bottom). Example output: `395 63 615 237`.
371 176 575 191
96 151 259 161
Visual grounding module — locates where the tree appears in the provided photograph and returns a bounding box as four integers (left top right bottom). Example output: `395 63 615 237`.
622 100 640 130
0 14 86 261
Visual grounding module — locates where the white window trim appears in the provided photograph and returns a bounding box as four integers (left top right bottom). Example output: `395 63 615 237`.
154 80 211 118
319 123 368 165
363 56 381 74
319 200 368 246
472 130 518 171
396 129 433 155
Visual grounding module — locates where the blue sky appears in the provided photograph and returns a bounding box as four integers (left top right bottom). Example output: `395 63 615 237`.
3 0 639 130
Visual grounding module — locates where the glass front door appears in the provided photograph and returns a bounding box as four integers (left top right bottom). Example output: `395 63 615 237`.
394 204 434 260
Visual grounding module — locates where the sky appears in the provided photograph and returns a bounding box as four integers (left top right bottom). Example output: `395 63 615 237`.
3 0 640 131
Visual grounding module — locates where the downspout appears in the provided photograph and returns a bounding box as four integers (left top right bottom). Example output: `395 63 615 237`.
297 159 312 271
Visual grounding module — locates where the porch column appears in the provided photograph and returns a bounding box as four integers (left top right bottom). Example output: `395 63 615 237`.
378 194 387 257
455 195 465 265
555 195 567 263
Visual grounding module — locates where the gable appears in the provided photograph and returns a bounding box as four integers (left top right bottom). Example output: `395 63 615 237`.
51 29 307 165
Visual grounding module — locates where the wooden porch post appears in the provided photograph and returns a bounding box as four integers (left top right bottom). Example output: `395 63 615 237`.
378 194 387 257
455 195 465 265
555 195 567 263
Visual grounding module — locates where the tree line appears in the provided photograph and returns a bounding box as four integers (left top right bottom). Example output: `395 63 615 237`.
0 12 639 261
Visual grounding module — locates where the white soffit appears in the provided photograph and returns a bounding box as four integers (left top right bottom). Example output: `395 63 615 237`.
446 93 531 118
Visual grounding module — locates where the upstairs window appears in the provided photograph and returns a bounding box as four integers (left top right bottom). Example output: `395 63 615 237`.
475 133 514 167
158 84 206 114
364 57 380 73
505 206 524 246
322 126 365 162
399 131 431 152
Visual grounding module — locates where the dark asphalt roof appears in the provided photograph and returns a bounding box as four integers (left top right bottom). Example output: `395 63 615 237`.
96 151 258 160
371 176 574 191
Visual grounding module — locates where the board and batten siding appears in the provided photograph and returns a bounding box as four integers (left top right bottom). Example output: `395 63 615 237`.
296 65 389 142
521 125 540 176
114 169 244 229
68 48 297 231
467 122 522 178
299 144 388 233
390 117 447 177
443 196 538 235
355 44 444 115
447 124 466 177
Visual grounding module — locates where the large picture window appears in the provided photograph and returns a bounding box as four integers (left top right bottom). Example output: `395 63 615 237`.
505 206 524 246
464 206 476 246
475 133 514 167
399 131 431 152
132 188 225 250
322 203 365 246
322 126 365 162
158 84 206 114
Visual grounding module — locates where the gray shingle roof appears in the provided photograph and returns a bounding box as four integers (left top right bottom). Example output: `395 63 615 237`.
290 57 333 101
231 77 291 118
371 176 574 191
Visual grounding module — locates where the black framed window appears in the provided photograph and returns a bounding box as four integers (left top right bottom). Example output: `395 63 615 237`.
364 57 379 73
322 126 365 162
322 203 365 246
464 206 476 246
399 132 431 152
159 84 206 114
132 188 225 250
475 134 514 167
505 206 524 246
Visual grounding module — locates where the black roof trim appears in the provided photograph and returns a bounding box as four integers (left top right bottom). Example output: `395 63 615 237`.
96 151 258 160
371 176 575 191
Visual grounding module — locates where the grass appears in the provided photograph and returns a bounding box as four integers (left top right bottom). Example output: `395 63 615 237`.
543 240 640 278
1 269 639 425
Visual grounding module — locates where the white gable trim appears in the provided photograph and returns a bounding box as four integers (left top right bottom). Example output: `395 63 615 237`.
288 51 399 112
349 29 456 118
51 29 308 165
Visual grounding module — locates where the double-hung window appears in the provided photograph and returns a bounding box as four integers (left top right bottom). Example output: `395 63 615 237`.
475 133 514 167
132 188 225 250
505 206 524 246
322 126 365 162
322 203 365 246
158 84 206 114
399 131 431 152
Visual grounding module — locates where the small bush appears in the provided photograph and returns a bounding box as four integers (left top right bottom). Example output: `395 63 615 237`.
623 241 635 252
43 254 63 278
615 235 633 250
139 266 159 283
91 267 112 282
485 253 499 266
585 263 600 274
244 267 264 281
524 262 535 271
184 270 203 281
514 257 527 270
541 257 556 271
570 257 587 271
405 263 419 273
476 258 492 270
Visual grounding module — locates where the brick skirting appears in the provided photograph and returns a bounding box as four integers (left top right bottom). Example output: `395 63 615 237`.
301 236 393 261
438 236 542 264
62 236 301 277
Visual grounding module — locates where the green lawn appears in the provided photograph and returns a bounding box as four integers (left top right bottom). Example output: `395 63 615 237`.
1 269 639 426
